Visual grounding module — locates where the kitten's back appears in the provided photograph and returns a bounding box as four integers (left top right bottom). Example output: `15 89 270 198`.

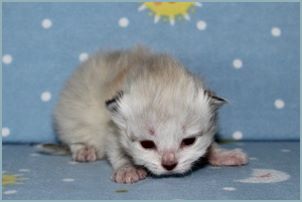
53 46 153 158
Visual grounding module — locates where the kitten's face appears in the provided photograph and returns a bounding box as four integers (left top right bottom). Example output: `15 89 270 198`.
106 89 225 175
119 121 215 175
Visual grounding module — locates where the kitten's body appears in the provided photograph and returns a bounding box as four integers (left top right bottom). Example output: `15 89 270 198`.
45 47 247 183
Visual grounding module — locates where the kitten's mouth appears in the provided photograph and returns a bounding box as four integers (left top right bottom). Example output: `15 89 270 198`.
145 167 173 176
146 166 190 176
148 168 192 178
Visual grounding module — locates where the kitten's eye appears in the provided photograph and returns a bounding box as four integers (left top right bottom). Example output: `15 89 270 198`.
140 140 156 150
181 137 196 147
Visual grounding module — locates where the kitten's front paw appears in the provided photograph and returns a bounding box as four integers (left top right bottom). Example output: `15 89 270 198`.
113 165 147 184
208 148 248 166
72 146 97 162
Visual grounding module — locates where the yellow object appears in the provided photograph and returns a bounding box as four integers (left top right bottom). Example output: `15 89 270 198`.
2 174 26 186
138 2 201 25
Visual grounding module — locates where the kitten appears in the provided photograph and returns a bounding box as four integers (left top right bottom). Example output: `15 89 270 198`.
38 46 248 184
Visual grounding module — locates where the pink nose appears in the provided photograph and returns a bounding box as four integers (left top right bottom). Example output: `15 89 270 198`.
162 162 178 171
161 152 178 171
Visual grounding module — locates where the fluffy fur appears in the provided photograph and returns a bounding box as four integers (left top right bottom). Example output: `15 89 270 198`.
47 46 248 183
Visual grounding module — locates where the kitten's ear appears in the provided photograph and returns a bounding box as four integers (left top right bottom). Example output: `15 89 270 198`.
105 91 124 113
205 90 227 108
105 91 127 128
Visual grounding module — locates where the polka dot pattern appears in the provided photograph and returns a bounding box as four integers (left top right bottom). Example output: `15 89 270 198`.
271 27 281 37
30 153 41 157
41 91 52 102
19 169 30 172
3 190 17 195
195 2 203 7
119 17 129 28
196 20 207 30
232 131 243 140
62 178 75 182
2 54 13 64
233 59 243 69
223 187 236 191
2 127 10 137
42 19 52 29
79 52 89 62
281 149 290 153
2 3 298 143
1 4 300 200
274 99 285 109
1 141 298 199
68 161 79 165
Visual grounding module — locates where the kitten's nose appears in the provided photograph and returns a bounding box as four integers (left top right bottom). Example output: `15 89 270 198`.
161 152 178 171
162 162 178 171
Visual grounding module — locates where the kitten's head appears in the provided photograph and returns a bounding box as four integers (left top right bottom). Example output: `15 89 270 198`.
106 84 226 175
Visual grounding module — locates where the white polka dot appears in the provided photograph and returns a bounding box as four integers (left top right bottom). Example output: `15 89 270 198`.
223 187 236 191
209 166 221 169
281 149 290 153
2 54 13 64
62 178 75 182
4 190 17 195
2 127 10 137
232 131 243 140
195 2 203 7
274 99 285 109
119 17 129 28
41 91 52 102
196 20 207 30
41 18 52 29
30 153 41 157
68 161 79 165
271 27 281 37
79 52 89 62
232 59 243 69
19 169 30 172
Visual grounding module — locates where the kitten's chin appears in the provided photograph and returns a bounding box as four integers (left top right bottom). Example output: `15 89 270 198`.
147 166 191 176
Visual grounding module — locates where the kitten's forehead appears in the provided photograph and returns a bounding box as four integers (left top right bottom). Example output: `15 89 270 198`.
121 85 212 139
131 111 208 141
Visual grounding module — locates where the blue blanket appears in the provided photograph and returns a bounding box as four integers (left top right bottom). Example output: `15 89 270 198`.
2 142 300 200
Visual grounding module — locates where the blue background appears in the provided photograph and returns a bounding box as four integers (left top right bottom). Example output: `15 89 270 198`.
2 2 300 143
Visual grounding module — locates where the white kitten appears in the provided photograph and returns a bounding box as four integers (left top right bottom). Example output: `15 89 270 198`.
38 46 248 183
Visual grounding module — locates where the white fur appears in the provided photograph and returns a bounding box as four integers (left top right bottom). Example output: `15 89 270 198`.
54 46 247 183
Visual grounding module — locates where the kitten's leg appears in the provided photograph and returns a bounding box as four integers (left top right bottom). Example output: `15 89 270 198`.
207 142 248 166
70 144 98 162
106 135 147 184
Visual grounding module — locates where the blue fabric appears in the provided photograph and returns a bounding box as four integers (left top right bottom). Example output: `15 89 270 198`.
2 3 299 143
2 142 300 200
